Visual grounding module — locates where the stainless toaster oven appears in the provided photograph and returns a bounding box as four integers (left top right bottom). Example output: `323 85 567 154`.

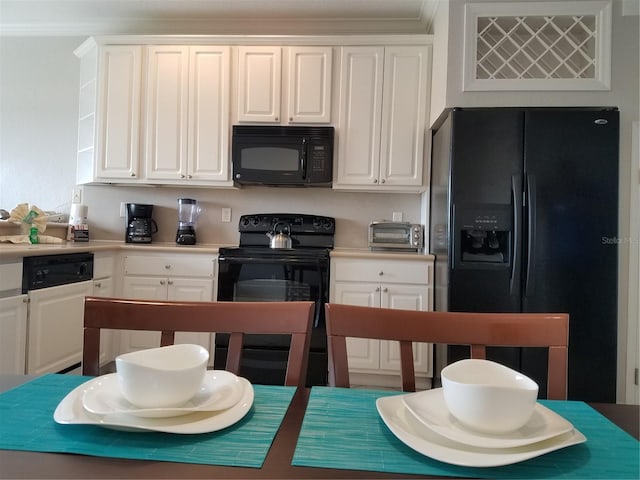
368 222 424 251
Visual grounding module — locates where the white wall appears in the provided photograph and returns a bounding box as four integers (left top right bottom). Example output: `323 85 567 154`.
0 36 82 214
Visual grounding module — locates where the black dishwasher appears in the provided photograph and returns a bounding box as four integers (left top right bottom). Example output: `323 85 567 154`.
22 253 94 292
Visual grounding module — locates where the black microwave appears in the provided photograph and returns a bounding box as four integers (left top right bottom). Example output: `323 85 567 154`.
232 125 334 187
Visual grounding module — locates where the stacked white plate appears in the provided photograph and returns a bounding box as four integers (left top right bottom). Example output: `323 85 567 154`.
54 370 253 434
376 388 586 467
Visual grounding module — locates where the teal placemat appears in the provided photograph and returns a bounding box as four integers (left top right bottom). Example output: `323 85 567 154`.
0 374 295 468
293 387 640 479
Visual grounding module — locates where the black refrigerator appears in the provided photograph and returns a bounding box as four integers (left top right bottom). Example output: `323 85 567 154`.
430 107 619 402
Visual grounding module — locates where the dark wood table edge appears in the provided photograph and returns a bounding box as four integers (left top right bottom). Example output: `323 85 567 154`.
0 375 637 479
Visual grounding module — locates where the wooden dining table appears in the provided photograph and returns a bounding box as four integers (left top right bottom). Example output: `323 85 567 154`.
0 374 637 479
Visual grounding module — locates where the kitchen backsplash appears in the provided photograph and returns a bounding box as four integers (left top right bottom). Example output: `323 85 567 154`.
83 184 425 249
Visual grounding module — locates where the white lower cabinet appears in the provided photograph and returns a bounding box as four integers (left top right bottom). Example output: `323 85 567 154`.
92 252 115 367
0 295 28 374
27 280 95 375
119 254 216 357
330 256 433 389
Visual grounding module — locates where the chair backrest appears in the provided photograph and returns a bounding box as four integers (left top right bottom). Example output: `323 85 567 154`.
324 303 569 400
83 296 315 387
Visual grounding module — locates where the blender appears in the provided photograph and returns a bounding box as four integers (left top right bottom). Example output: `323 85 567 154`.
176 198 199 245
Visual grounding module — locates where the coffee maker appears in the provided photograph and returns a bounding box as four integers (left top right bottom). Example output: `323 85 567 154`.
176 198 199 245
125 203 158 243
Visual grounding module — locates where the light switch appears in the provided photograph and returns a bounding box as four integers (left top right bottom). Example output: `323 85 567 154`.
221 207 232 223
392 211 403 222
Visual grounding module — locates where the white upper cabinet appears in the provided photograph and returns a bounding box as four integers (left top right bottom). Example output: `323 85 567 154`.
144 45 231 184
76 43 143 183
236 46 282 123
335 45 431 191
287 47 333 123
236 46 332 124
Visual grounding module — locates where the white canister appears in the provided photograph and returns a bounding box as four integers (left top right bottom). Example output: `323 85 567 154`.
68 204 89 241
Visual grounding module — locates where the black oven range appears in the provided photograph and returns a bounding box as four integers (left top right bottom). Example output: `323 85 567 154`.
216 213 335 386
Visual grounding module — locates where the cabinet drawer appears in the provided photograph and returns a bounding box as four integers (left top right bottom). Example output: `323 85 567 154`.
332 258 431 284
124 254 215 277
0 261 22 293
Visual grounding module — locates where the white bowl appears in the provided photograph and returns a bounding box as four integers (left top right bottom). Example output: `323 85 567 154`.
441 359 539 434
115 344 209 409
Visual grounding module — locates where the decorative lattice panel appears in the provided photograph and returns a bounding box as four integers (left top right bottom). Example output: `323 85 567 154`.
463 1 612 91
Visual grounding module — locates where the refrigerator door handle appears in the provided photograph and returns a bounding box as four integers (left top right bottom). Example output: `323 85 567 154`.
525 174 537 297
510 174 522 296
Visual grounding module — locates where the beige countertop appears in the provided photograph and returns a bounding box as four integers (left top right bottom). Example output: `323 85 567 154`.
331 247 434 261
0 241 435 261
0 240 231 259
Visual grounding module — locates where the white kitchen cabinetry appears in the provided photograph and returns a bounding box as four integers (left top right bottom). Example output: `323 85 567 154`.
92 252 115 367
27 280 94 375
335 45 431 191
75 41 142 183
120 253 216 356
0 296 27 375
144 46 231 185
0 261 27 375
236 46 332 124
330 256 433 388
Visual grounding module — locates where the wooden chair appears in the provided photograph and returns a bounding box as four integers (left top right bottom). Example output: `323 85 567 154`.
324 303 569 400
82 296 315 387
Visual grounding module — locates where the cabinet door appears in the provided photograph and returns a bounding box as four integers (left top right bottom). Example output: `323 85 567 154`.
96 45 142 179
0 295 27 374
332 281 380 371
93 277 114 365
167 277 213 302
237 46 282 122
145 46 189 180
336 46 383 186
27 281 94 375
120 276 167 352
168 278 213 347
287 47 332 123
379 284 432 375
379 46 429 187
188 46 231 181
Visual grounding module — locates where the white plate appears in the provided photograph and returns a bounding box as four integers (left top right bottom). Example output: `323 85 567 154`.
54 377 253 434
82 371 243 418
402 388 574 448
376 395 586 467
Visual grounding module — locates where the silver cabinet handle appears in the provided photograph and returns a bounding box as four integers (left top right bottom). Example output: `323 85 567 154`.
165 265 171 269
382 287 388 293
378 271 384 276
376 287 380 292
160 280 166 285
167 279 174 285
94 282 101 288
130 172 136 177
381 178 386 184
373 178 378 184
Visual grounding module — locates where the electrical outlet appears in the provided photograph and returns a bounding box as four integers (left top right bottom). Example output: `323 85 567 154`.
72 188 82 204
119 202 126 218
221 207 232 223
392 211 403 222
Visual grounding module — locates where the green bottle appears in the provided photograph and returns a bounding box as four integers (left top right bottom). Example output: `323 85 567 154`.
29 226 39 244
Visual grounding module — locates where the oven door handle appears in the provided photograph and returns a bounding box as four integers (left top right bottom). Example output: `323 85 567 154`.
218 256 328 266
